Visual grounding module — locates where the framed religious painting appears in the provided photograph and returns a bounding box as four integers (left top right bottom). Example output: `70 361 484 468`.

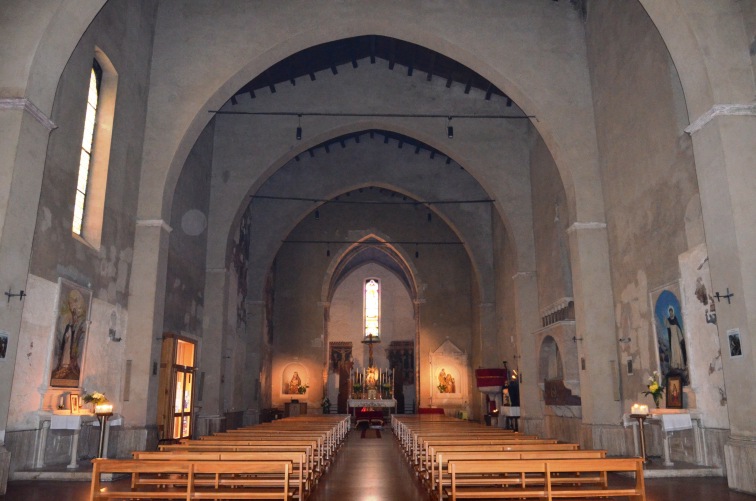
49 279 92 388
70 394 80 414
666 374 683 409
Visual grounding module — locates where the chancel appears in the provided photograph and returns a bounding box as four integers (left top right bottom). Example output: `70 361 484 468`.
0 1 755 500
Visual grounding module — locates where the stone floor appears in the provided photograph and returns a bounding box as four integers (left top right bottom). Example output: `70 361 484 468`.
2 429 755 500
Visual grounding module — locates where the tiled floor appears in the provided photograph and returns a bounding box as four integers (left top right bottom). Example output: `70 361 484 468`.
3 430 755 500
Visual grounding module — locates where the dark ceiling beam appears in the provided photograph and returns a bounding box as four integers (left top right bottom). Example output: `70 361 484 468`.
485 83 493 100
407 46 414 76
265 71 276 93
446 75 453 88
351 41 359 68
370 35 376 64
388 39 396 70
427 53 436 81
464 74 472 94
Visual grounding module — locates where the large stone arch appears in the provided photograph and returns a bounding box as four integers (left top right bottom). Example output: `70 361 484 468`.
141 2 604 231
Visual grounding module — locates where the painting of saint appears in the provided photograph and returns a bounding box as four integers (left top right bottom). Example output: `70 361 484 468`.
50 280 91 388
653 288 689 385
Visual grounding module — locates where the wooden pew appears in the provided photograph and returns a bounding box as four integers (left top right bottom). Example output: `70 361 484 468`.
432 449 607 499
131 450 309 500
444 457 645 501
90 458 293 500
423 442 579 482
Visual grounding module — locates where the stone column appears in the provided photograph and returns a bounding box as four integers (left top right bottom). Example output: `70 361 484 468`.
685 105 756 494
477 302 498 367
566 222 622 440
199 268 230 416
245 300 266 413
121 220 171 432
0 99 56 494
511 272 542 425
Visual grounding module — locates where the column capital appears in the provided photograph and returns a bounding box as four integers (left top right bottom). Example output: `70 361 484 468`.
136 219 173 233
511 271 536 281
685 103 756 134
0 98 56 131
567 221 607 234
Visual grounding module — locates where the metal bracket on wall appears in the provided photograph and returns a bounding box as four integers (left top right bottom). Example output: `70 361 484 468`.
5 288 26 303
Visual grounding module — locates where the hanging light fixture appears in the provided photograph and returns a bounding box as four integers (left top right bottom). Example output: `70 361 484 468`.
447 116 454 138
296 113 302 140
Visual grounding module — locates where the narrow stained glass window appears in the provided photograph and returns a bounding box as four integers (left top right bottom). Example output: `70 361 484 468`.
73 60 102 236
364 278 381 339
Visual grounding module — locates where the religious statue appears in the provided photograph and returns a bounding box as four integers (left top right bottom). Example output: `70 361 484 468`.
288 371 302 394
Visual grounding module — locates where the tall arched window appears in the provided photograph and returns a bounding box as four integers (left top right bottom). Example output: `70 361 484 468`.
72 60 101 236
72 49 117 249
364 278 381 340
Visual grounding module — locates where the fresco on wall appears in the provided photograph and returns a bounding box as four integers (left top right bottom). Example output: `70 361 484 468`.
232 205 252 329
49 279 92 388
652 287 689 385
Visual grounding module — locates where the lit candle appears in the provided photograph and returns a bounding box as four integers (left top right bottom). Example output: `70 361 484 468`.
640 404 649 415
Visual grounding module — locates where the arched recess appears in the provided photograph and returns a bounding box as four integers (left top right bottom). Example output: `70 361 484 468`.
320 234 422 411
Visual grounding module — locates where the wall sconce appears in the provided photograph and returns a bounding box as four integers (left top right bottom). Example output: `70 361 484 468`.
447 116 454 138
296 114 302 140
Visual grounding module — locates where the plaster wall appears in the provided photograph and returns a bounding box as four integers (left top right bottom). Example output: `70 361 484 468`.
164 121 214 336
586 0 698 405
29 0 157 303
530 136 572 309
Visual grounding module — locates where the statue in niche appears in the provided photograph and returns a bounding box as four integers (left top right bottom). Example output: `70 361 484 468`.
288 371 302 394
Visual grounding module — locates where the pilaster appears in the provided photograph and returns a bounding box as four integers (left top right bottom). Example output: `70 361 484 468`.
566 222 622 427
511 272 541 419
121 219 171 427
0 99 56 494
686 105 756 493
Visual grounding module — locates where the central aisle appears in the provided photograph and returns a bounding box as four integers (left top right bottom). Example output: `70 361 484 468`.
309 426 431 501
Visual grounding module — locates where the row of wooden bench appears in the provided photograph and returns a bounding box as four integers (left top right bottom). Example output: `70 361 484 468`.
392 414 646 501
90 414 350 501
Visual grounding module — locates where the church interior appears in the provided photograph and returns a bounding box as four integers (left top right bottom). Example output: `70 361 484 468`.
0 0 755 498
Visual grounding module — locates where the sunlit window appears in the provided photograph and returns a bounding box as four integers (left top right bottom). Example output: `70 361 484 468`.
72 60 102 236
364 278 381 339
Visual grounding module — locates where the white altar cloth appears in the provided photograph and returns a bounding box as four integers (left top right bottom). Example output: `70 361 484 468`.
660 413 692 432
347 398 396 408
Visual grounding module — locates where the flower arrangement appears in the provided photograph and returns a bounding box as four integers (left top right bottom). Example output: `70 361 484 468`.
642 371 664 408
437 383 448 393
297 384 309 394
82 391 107 406
321 396 330 413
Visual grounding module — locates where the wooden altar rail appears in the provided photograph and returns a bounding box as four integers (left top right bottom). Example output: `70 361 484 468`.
130 450 309 500
89 459 292 501
431 449 607 499
444 458 645 501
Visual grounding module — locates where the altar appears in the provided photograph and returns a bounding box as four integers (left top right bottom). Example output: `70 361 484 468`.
622 409 704 467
